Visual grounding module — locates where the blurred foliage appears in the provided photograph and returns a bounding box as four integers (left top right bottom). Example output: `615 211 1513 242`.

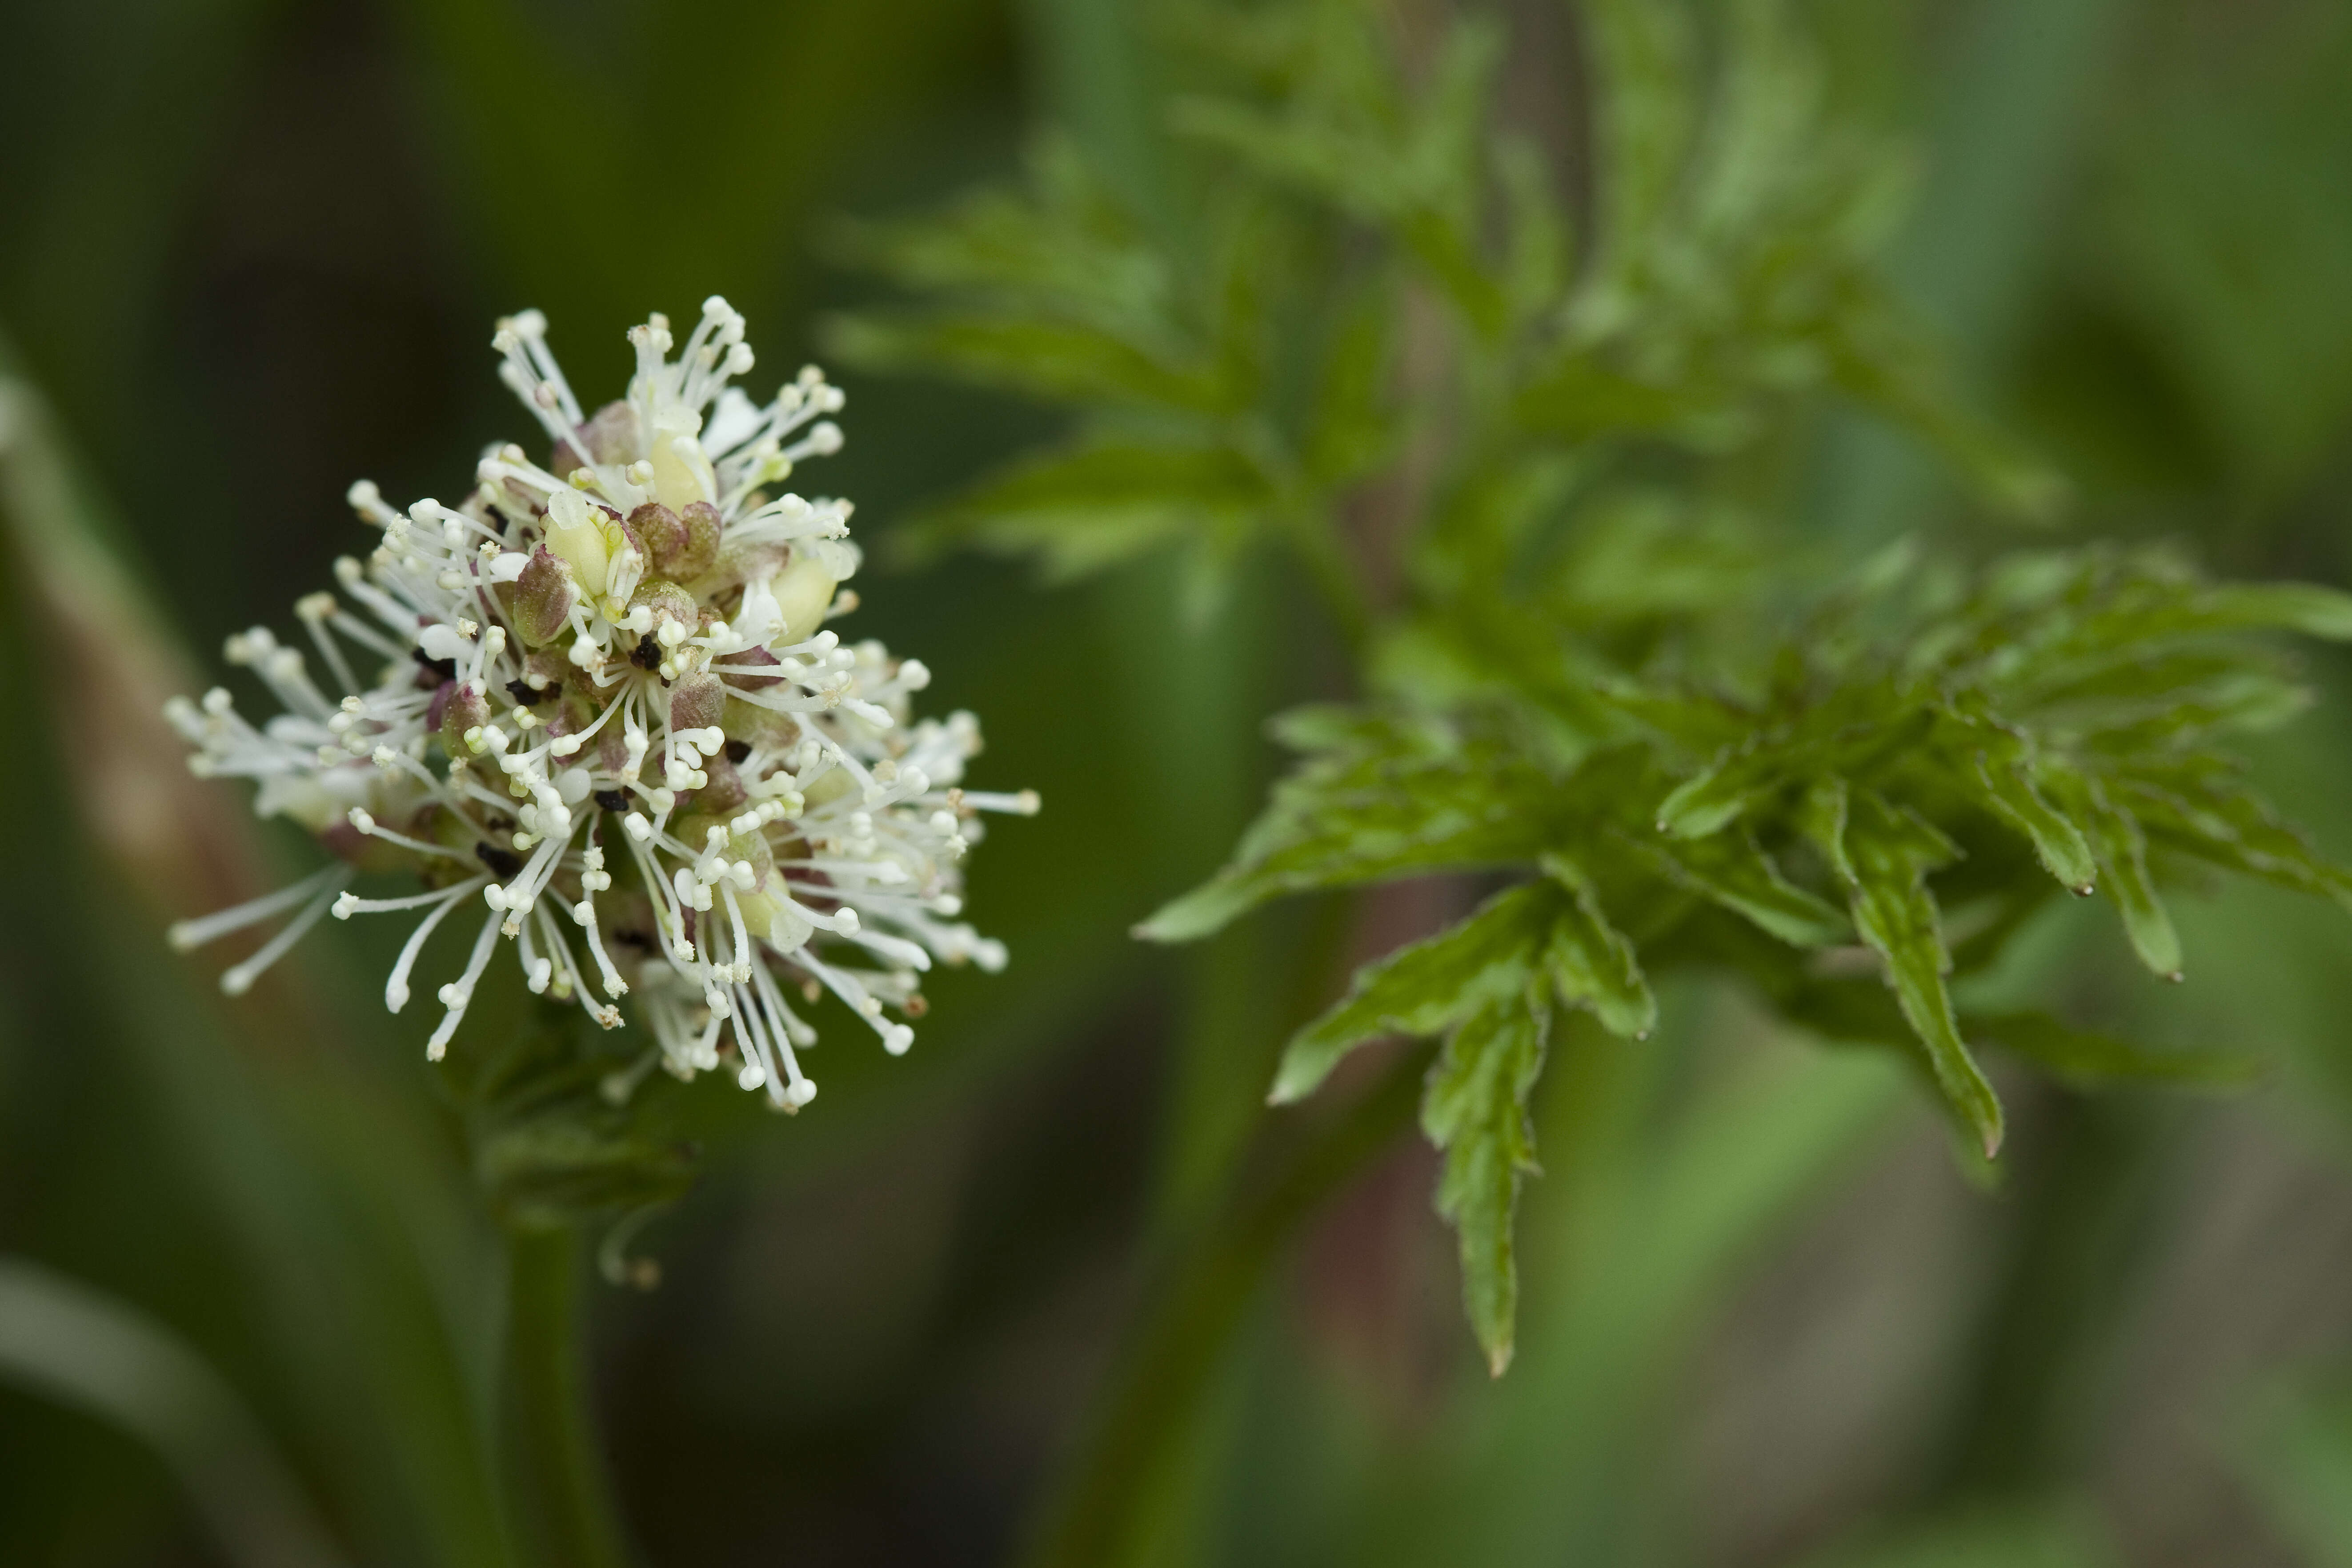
9 0 2352 1566
838 0 2352 1381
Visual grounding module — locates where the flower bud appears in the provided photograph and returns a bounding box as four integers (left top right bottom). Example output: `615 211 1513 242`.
557 681 600 738
549 399 641 475
599 727 634 778
689 754 748 815
669 672 727 732
723 695 798 746
510 545 579 646
720 646 784 692
648 401 717 510
672 812 772 880
438 680 490 754
629 579 696 641
612 507 646 567
543 487 612 598
629 503 685 575
671 501 722 580
772 552 840 644
704 540 791 597
523 648 571 692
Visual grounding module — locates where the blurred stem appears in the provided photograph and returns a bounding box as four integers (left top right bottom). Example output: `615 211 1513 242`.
1933 1090 2170 1497
501 1227 629 1568
1281 499 1376 659
1022 1047 1425 1568
1819 0 2124 543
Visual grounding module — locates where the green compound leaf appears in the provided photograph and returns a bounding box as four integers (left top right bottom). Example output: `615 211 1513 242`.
833 0 2352 1380
900 436 1272 579
824 313 1230 412
1302 282 1399 487
2116 768 2352 915
1138 719 1559 942
1970 1012 2259 1088
1630 827 1849 947
1271 881 1557 1104
1539 855 1656 1039
2074 781 2184 981
2200 581 2352 641
1421 987 1549 1377
1769 983 2257 1092
1655 756 1763 840
1969 751 2097 897
1805 777 2004 1158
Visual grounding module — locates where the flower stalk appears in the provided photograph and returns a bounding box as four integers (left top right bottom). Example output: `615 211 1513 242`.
500 1225 630 1568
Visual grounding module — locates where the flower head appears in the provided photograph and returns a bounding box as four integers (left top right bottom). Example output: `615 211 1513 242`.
169 299 1036 1110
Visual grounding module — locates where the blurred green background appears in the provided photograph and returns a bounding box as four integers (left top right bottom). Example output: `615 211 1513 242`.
8 0 2352 1564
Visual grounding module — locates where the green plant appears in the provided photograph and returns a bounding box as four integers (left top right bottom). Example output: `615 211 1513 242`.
837 0 2352 1377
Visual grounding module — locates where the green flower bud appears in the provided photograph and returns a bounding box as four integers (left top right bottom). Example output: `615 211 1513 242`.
648 399 716 510
542 487 613 599
670 812 773 880
722 694 798 748
772 552 840 645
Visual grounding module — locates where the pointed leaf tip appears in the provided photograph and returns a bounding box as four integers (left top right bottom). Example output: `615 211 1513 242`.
1134 878 1256 944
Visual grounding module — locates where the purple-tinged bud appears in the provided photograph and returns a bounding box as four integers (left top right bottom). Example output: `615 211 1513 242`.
599 728 634 778
721 645 784 691
629 499 723 581
672 501 722 580
669 673 727 732
703 540 790 596
629 503 685 575
510 545 578 646
438 680 491 754
522 648 570 696
557 682 600 739
549 399 641 474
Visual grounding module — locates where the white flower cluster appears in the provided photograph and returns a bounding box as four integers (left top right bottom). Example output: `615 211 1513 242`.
168 300 1035 1110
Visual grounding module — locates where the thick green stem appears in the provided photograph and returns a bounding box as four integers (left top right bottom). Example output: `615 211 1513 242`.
501 1226 630 1568
1021 1048 1425 1568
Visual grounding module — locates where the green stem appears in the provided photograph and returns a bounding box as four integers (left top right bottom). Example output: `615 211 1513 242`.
1281 499 1377 659
501 1226 630 1568
1021 1048 1425 1568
